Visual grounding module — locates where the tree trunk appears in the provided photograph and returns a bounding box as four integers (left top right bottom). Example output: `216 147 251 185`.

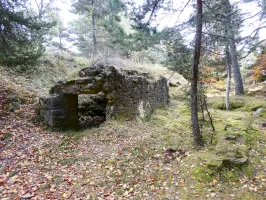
229 40 245 95
91 0 97 59
191 0 204 147
223 0 245 95
59 34 62 50
59 25 63 50
225 46 231 110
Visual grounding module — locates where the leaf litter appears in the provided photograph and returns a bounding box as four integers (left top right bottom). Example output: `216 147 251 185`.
0 79 266 199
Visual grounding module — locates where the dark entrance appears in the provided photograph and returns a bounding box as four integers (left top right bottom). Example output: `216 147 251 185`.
78 92 108 129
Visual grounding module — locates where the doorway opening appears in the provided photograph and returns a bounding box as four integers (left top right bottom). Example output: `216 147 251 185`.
78 92 108 129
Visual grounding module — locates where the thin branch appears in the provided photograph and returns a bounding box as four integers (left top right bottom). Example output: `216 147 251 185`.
238 25 266 53
167 71 176 81
240 39 266 59
201 46 226 56
202 31 234 41
176 0 192 24
146 0 161 26
239 10 263 24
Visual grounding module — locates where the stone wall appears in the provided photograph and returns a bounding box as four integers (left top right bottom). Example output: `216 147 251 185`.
39 94 79 131
40 63 169 130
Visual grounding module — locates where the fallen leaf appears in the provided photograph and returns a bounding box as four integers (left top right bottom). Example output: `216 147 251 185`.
0 142 5 148
150 185 155 192
63 193 68 198
21 193 34 199
0 177 5 186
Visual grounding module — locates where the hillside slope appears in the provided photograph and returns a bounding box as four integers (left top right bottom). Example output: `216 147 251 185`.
0 73 266 199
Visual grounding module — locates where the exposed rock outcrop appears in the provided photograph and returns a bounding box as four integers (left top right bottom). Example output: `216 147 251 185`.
40 63 169 130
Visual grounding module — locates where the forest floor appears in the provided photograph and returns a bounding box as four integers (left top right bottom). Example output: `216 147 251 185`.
1 75 266 200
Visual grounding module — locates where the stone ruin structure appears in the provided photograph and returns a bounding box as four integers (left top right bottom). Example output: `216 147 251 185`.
39 63 169 131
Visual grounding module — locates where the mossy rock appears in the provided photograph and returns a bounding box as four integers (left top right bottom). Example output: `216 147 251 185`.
200 142 248 169
224 132 243 142
189 134 250 183
206 158 223 170
215 139 248 166
203 154 224 170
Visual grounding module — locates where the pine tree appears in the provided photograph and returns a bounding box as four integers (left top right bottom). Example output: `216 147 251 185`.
164 32 192 80
203 0 245 95
72 0 126 57
0 0 51 67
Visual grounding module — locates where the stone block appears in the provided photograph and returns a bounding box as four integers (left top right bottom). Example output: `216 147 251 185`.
40 93 79 131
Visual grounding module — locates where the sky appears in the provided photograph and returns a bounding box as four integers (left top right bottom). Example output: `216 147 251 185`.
131 0 266 46
62 0 265 39
29 0 266 49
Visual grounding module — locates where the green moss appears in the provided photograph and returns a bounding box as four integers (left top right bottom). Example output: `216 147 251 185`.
259 109 266 117
209 95 266 111
239 103 263 111
4 132 13 140
115 189 124 195
53 175 63 185
57 156 90 165
39 183 51 191
210 102 226 110
216 141 248 163
191 165 215 182
210 101 245 110
242 128 260 145
206 158 224 170
0 165 6 172
58 157 79 165
8 170 18 178
186 132 251 183
219 167 242 181
243 164 253 177
191 158 253 183
231 101 245 109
